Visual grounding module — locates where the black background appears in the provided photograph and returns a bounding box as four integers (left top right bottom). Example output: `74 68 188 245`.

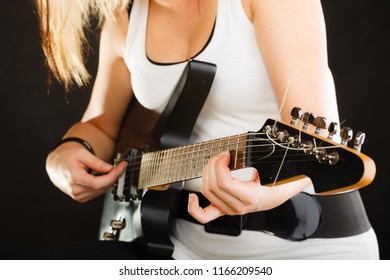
0 0 389 259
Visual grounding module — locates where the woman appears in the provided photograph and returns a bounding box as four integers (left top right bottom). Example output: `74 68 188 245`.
36 0 379 259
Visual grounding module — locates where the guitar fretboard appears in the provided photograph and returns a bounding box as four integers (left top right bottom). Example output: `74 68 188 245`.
138 133 249 189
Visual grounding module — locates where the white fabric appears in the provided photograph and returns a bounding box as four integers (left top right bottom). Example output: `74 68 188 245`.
124 0 379 259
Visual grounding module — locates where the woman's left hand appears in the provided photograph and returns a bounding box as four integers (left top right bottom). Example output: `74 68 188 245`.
187 151 311 224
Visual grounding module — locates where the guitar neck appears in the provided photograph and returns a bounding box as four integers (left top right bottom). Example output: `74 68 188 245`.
138 133 249 189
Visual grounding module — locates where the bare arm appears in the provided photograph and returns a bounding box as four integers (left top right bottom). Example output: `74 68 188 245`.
189 0 338 223
250 0 340 125
65 10 133 161
46 10 133 202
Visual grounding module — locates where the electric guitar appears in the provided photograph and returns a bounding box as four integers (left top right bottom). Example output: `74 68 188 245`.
99 63 376 258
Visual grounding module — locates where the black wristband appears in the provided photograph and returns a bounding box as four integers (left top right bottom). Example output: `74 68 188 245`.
54 137 95 155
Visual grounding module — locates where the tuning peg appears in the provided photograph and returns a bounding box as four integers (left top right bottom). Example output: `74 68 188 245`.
340 127 353 146
353 131 366 152
312 116 327 135
327 122 338 140
301 112 315 130
290 107 302 125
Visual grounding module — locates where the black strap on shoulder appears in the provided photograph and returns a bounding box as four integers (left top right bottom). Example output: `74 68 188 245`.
154 60 217 149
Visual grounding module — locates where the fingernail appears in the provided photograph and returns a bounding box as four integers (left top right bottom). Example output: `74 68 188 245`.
103 163 114 171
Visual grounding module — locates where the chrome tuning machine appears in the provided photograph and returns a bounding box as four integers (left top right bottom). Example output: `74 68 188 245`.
340 127 353 146
353 131 366 152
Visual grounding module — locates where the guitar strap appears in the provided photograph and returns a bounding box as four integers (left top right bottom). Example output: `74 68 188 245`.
154 60 217 148
115 60 217 153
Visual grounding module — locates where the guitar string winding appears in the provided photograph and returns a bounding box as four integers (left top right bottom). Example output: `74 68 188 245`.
272 142 291 187
271 77 292 187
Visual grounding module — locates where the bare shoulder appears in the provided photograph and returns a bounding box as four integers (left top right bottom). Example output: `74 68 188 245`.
100 8 130 58
246 0 325 23
242 0 335 123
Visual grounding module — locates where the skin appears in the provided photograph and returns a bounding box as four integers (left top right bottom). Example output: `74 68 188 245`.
46 0 339 224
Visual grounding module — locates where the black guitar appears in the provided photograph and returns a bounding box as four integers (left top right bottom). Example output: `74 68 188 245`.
99 62 376 258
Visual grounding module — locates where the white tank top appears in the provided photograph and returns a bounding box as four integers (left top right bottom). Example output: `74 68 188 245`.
124 0 279 142
123 0 378 259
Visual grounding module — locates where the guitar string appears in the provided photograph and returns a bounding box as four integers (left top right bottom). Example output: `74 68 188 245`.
118 130 337 166
129 156 320 189
121 132 338 171
269 75 292 188
120 136 336 177
272 144 291 188
271 78 290 133
119 134 337 188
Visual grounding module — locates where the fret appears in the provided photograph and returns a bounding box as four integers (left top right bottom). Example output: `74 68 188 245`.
177 147 183 180
189 143 197 179
162 149 169 184
182 145 189 180
165 149 171 184
220 137 229 153
201 142 207 175
172 147 179 182
161 150 167 184
153 150 160 186
205 140 213 164
211 138 217 158
151 151 157 186
148 152 154 186
234 136 239 169
218 138 223 154
194 142 202 177
147 151 153 187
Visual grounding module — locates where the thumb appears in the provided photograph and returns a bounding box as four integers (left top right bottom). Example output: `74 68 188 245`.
78 150 113 174
187 193 224 224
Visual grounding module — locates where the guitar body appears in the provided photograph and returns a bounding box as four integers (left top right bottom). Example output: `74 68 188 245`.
99 183 181 258
99 60 217 258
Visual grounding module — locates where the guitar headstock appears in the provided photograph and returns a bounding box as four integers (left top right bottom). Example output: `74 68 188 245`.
249 107 376 194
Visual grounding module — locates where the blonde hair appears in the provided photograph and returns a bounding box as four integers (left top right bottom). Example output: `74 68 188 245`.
35 0 130 90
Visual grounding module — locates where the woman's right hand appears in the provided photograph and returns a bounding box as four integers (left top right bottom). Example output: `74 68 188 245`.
45 143 128 203
44 9 135 203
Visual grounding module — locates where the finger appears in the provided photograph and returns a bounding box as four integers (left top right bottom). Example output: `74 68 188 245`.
69 167 127 202
202 188 240 216
72 186 108 203
202 151 239 215
216 169 262 210
187 193 224 224
205 168 263 215
76 161 128 191
79 150 114 173
202 151 231 194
